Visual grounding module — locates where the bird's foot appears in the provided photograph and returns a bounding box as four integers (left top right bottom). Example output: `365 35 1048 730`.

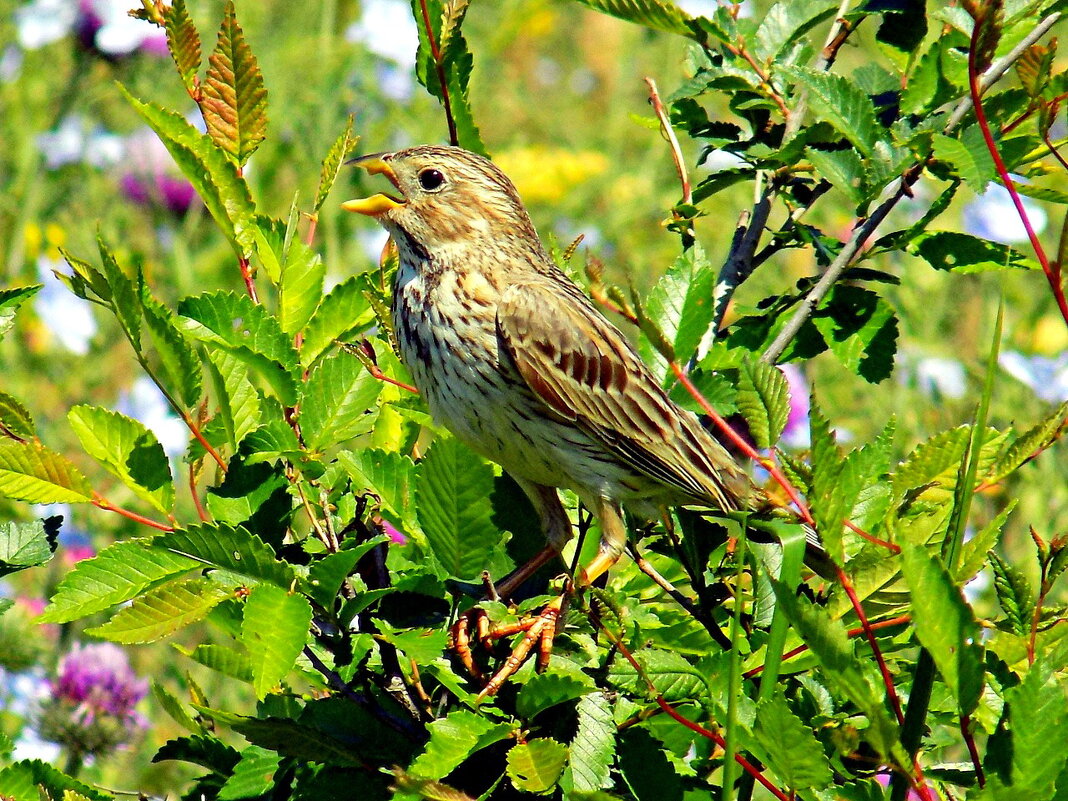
449 594 567 699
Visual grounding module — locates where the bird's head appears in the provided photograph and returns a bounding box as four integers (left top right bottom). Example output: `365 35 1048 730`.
342 145 542 259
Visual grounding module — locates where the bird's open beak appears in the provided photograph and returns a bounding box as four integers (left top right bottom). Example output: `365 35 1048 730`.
342 154 406 217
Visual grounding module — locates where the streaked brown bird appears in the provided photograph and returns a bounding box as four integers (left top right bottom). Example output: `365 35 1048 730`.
343 145 780 693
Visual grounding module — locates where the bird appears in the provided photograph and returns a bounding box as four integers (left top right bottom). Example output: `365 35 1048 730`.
342 145 795 694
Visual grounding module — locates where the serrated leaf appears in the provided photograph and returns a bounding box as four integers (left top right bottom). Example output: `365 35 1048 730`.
568 0 694 37
179 291 299 404
178 643 254 682
0 440 92 503
416 436 502 580
507 739 569 794
770 581 907 765
1004 653 1068 797
606 648 705 702
736 359 790 449
806 147 865 206
0 760 110 801
240 583 312 698
217 745 280 801
164 0 201 91
753 690 833 790
300 351 382 450
97 237 142 351
956 502 1014 582
785 67 879 157
0 519 57 577
811 285 899 384
86 576 231 643
986 402 1068 484
156 523 294 588
891 425 971 499
0 285 41 339
990 551 1033 636
901 545 985 714
1015 41 1056 100
338 448 417 530
640 244 717 378
0 391 34 439
121 87 257 257
808 400 849 565
41 539 199 623
912 231 1040 273
315 115 358 211
68 405 174 513
153 733 241 771
200 0 268 165
152 680 201 732
933 129 996 192
142 294 203 408
754 0 837 61
516 671 596 719
278 239 325 334
566 692 615 793
409 710 514 780
305 548 361 610
300 275 375 367
205 349 263 449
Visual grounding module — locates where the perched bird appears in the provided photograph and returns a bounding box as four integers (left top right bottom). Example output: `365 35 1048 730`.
343 145 789 692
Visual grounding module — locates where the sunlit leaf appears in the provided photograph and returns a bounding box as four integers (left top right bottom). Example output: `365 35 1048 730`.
240 583 312 698
408 710 513 780
0 441 92 504
736 359 790 449
86 576 232 643
315 114 358 212
156 523 295 588
0 285 41 340
299 351 382 450
163 0 201 92
507 738 568 794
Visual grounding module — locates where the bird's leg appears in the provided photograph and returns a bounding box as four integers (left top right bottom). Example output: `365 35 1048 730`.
450 481 572 679
475 497 628 698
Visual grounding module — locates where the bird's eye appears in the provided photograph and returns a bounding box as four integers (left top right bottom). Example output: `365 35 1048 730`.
418 168 446 191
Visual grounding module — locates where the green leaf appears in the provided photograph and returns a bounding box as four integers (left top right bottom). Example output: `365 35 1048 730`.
933 129 996 193
986 401 1068 485
305 549 362 610
956 501 1014 583
808 400 851 566
901 545 985 714
1005 652 1068 798
68 405 174 513
566 692 615 793
567 0 694 37
507 738 569 794
121 87 257 257
754 0 837 61
989 551 1034 636
300 275 374 367
805 147 865 206
97 238 142 351
0 440 92 503
811 285 899 384
163 0 201 92
891 425 971 500
770 581 907 766
315 115 358 212
41 539 199 623
784 67 879 157
736 359 790 449
640 243 717 377
240 583 312 698
416 436 503 580
606 648 705 702
0 391 34 439
338 448 417 530
912 231 1040 273
299 351 383 450
0 760 110 801
205 349 263 449
86 576 231 643
753 690 833 790
200 0 268 165
152 680 203 733
155 523 295 588
153 733 241 771
217 746 280 801
516 671 596 719
278 239 325 334
0 519 57 577
408 710 513 780
179 291 299 404
178 643 253 682
142 294 203 408
0 285 41 340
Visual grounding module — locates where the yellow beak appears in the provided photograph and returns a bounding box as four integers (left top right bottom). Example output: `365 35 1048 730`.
342 154 406 217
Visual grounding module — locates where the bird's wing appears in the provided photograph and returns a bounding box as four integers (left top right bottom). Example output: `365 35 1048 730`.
495 277 752 511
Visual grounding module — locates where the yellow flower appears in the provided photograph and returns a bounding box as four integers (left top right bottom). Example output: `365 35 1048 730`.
495 146 609 204
1031 314 1068 355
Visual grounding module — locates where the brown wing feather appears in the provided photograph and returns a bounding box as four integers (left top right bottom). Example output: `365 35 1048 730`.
495 276 753 511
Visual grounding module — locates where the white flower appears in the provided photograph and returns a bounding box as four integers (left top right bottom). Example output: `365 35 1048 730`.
115 377 189 459
36 114 124 170
83 0 167 56
14 0 77 49
35 256 98 354
999 350 1068 402
963 183 1048 245
346 0 419 68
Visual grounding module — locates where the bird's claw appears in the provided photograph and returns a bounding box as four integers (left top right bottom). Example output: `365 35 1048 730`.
449 596 566 699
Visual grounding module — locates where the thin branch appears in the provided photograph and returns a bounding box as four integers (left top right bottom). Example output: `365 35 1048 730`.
644 77 692 206
843 518 900 554
713 181 773 330
960 714 986 788
92 493 175 531
189 462 210 522
238 256 258 303
418 0 458 147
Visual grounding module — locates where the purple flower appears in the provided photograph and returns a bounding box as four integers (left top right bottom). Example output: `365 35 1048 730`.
117 127 198 214
780 363 810 449
53 643 148 722
380 518 407 546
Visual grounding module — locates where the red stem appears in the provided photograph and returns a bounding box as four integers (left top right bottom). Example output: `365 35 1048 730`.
189 463 209 522
843 518 900 554
960 714 986 788
181 411 228 473
969 25 1068 329
238 256 259 303
418 0 458 147
92 494 175 532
